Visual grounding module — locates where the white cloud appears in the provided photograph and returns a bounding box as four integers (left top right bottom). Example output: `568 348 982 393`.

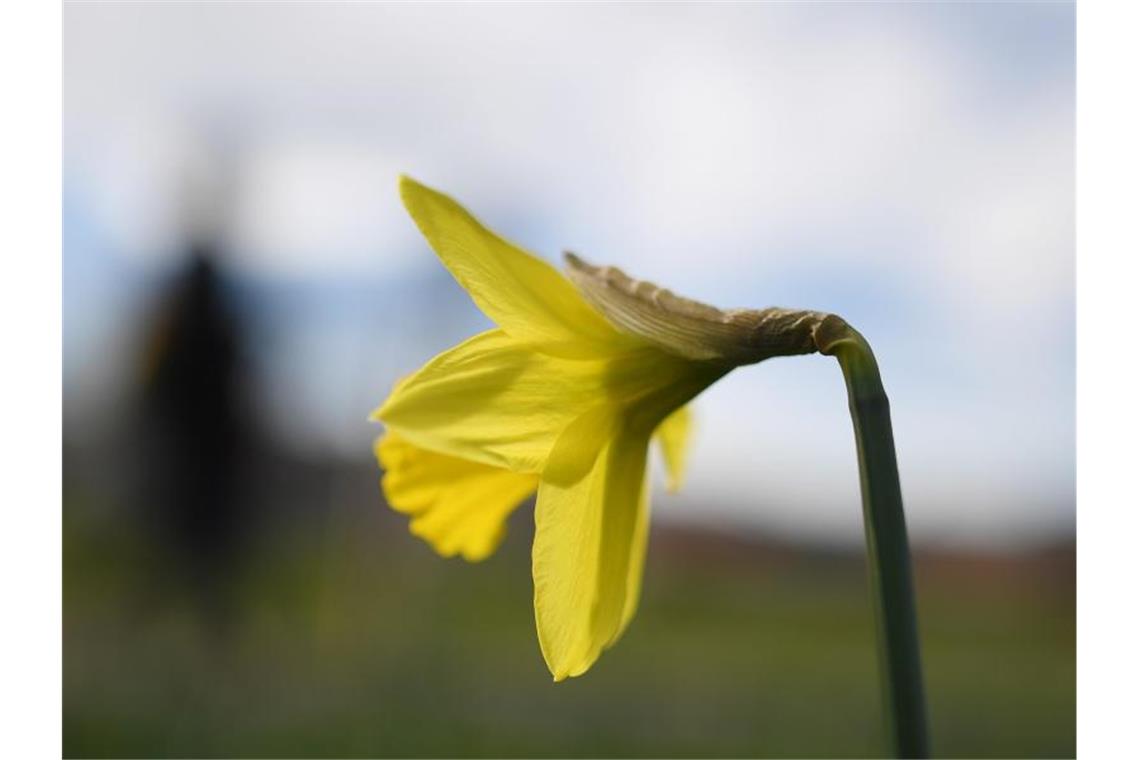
64 4 1072 298
231 139 414 278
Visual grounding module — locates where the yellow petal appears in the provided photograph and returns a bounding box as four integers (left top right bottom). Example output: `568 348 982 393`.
399 176 634 357
376 329 608 472
612 406 695 637
617 477 650 636
375 329 708 474
376 431 538 562
654 404 693 493
610 409 697 647
532 372 725 680
532 408 651 680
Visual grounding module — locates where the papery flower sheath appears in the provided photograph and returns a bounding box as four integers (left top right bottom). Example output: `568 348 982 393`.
373 177 842 680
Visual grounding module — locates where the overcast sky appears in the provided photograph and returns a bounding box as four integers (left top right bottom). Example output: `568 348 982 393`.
64 2 1074 548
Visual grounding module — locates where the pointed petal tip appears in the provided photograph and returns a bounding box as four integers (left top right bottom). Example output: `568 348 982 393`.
549 663 589 683
538 622 596 684
538 634 601 683
397 174 434 210
397 175 416 208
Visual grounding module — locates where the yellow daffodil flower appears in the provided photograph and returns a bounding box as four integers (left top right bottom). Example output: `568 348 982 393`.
372 176 840 681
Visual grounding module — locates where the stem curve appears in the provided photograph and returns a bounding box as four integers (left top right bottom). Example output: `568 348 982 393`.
815 316 930 759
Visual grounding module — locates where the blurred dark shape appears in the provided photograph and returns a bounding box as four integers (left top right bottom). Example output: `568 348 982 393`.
136 242 256 630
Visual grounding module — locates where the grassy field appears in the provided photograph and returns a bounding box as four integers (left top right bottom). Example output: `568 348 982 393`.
64 492 1074 758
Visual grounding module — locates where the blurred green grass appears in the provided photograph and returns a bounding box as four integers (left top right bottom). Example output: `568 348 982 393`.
64 491 1074 758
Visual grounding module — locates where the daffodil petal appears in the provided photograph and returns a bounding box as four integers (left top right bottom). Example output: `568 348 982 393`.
532 408 650 680
617 477 650 637
376 431 538 562
399 176 634 357
375 329 710 474
601 388 721 654
375 329 615 472
608 408 694 639
654 404 693 493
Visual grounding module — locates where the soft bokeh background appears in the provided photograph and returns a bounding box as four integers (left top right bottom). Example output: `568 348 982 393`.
63 3 1074 758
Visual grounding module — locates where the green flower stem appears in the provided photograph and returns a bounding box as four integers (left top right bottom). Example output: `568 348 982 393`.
816 317 929 759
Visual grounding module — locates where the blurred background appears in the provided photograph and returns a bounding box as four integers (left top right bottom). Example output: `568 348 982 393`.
63 3 1074 758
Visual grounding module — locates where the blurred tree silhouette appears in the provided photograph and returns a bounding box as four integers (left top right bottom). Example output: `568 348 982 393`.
136 242 256 629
